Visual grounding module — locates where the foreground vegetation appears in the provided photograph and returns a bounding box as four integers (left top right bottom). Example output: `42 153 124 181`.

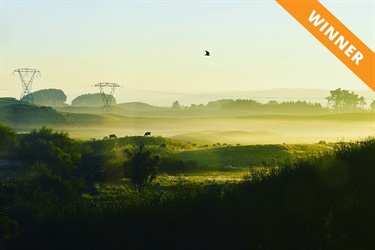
1 124 375 249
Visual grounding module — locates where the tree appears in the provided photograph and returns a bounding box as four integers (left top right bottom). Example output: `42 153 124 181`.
326 88 364 112
71 93 116 107
0 124 18 158
19 126 79 177
21 89 67 106
124 146 160 193
370 100 375 111
172 101 181 110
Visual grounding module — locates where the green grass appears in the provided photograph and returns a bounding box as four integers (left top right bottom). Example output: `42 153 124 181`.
173 143 333 169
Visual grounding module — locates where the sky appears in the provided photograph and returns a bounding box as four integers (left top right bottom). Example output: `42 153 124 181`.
0 0 374 105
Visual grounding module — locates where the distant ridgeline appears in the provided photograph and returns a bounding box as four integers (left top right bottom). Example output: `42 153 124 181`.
0 98 73 129
21 89 68 107
71 93 116 107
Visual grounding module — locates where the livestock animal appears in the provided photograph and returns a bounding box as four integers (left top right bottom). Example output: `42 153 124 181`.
109 134 117 139
144 132 151 136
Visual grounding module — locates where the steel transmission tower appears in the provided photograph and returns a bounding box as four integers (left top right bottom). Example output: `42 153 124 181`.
12 68 41 103
95 82 121 112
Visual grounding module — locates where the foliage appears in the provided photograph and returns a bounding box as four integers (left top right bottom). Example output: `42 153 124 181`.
222 99 262 110
71 93 116 107
0 124 18 157
123 146 160 193
219 99 326 114
19 126 79 177
0 181 19 245
371 100 375 111
21 88 67 106
326 88 366 112
2 135 375 249
171 100 181 110
205 99 234 109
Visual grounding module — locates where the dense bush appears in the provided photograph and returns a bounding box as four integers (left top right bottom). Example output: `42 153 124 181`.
0 124 18 158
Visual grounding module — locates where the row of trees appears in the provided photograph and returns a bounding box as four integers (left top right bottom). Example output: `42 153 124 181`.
171 88 375 113
326 88 371 112
21 89 67 106
19 88 375 112
21 89 116 107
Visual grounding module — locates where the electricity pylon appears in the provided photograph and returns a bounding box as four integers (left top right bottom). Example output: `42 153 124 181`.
95 82 121 112
12 68 41 103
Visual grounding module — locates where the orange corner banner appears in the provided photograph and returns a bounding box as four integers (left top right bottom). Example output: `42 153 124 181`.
276 0 375 92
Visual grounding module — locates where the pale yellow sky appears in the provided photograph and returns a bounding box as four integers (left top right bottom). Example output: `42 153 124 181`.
1 1 374 105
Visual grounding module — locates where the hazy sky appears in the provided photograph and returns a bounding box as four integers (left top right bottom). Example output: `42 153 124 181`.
1 0 374 105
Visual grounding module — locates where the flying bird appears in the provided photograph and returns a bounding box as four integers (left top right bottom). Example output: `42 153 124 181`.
205 50 210 56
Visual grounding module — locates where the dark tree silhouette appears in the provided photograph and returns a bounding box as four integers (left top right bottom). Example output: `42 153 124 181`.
71 93 116 107
19 126 79 177
0 124 18 157
370 100 375 111
326 88 365 112
124 146 160 193
171 101 181 110
21 89 67 106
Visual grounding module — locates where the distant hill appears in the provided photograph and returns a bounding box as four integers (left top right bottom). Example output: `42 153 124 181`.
0 98 73 129
116 102 167 111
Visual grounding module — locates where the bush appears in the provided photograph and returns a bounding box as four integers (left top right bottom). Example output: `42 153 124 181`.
124 147 160 193
0 124 18 158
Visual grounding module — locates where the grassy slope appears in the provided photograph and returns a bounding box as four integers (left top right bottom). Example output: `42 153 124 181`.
173 143 333 169
85 135 333 171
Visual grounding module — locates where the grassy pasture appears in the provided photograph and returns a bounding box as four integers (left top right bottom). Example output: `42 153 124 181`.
82 135 334 175
173 143 333 169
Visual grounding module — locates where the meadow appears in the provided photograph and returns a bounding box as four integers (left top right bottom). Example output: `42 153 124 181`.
1 126 375 249
1 97 375 249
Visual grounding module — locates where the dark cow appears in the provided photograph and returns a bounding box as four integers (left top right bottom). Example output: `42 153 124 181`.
109 134 117 139
144 132 151 136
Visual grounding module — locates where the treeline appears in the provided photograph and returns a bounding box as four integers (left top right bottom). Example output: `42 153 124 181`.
19 89 116 107
19 87 375 113
176 99 327 114
174 88 375 114
21 89 67 107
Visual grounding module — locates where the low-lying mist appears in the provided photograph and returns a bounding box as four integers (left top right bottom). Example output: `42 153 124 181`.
59 114 374 145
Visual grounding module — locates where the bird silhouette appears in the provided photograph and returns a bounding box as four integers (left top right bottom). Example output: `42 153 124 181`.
205 50 210 56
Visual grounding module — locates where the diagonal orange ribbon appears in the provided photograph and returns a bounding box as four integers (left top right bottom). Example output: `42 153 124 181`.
276 0 375 92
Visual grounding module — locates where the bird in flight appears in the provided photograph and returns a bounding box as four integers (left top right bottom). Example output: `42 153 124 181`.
205 50 210 56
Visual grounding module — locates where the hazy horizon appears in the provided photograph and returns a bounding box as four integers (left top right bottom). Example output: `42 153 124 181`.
2 87 374 107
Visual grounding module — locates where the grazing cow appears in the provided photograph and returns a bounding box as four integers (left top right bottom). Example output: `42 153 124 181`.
144 132 151 136
109 134 117 139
